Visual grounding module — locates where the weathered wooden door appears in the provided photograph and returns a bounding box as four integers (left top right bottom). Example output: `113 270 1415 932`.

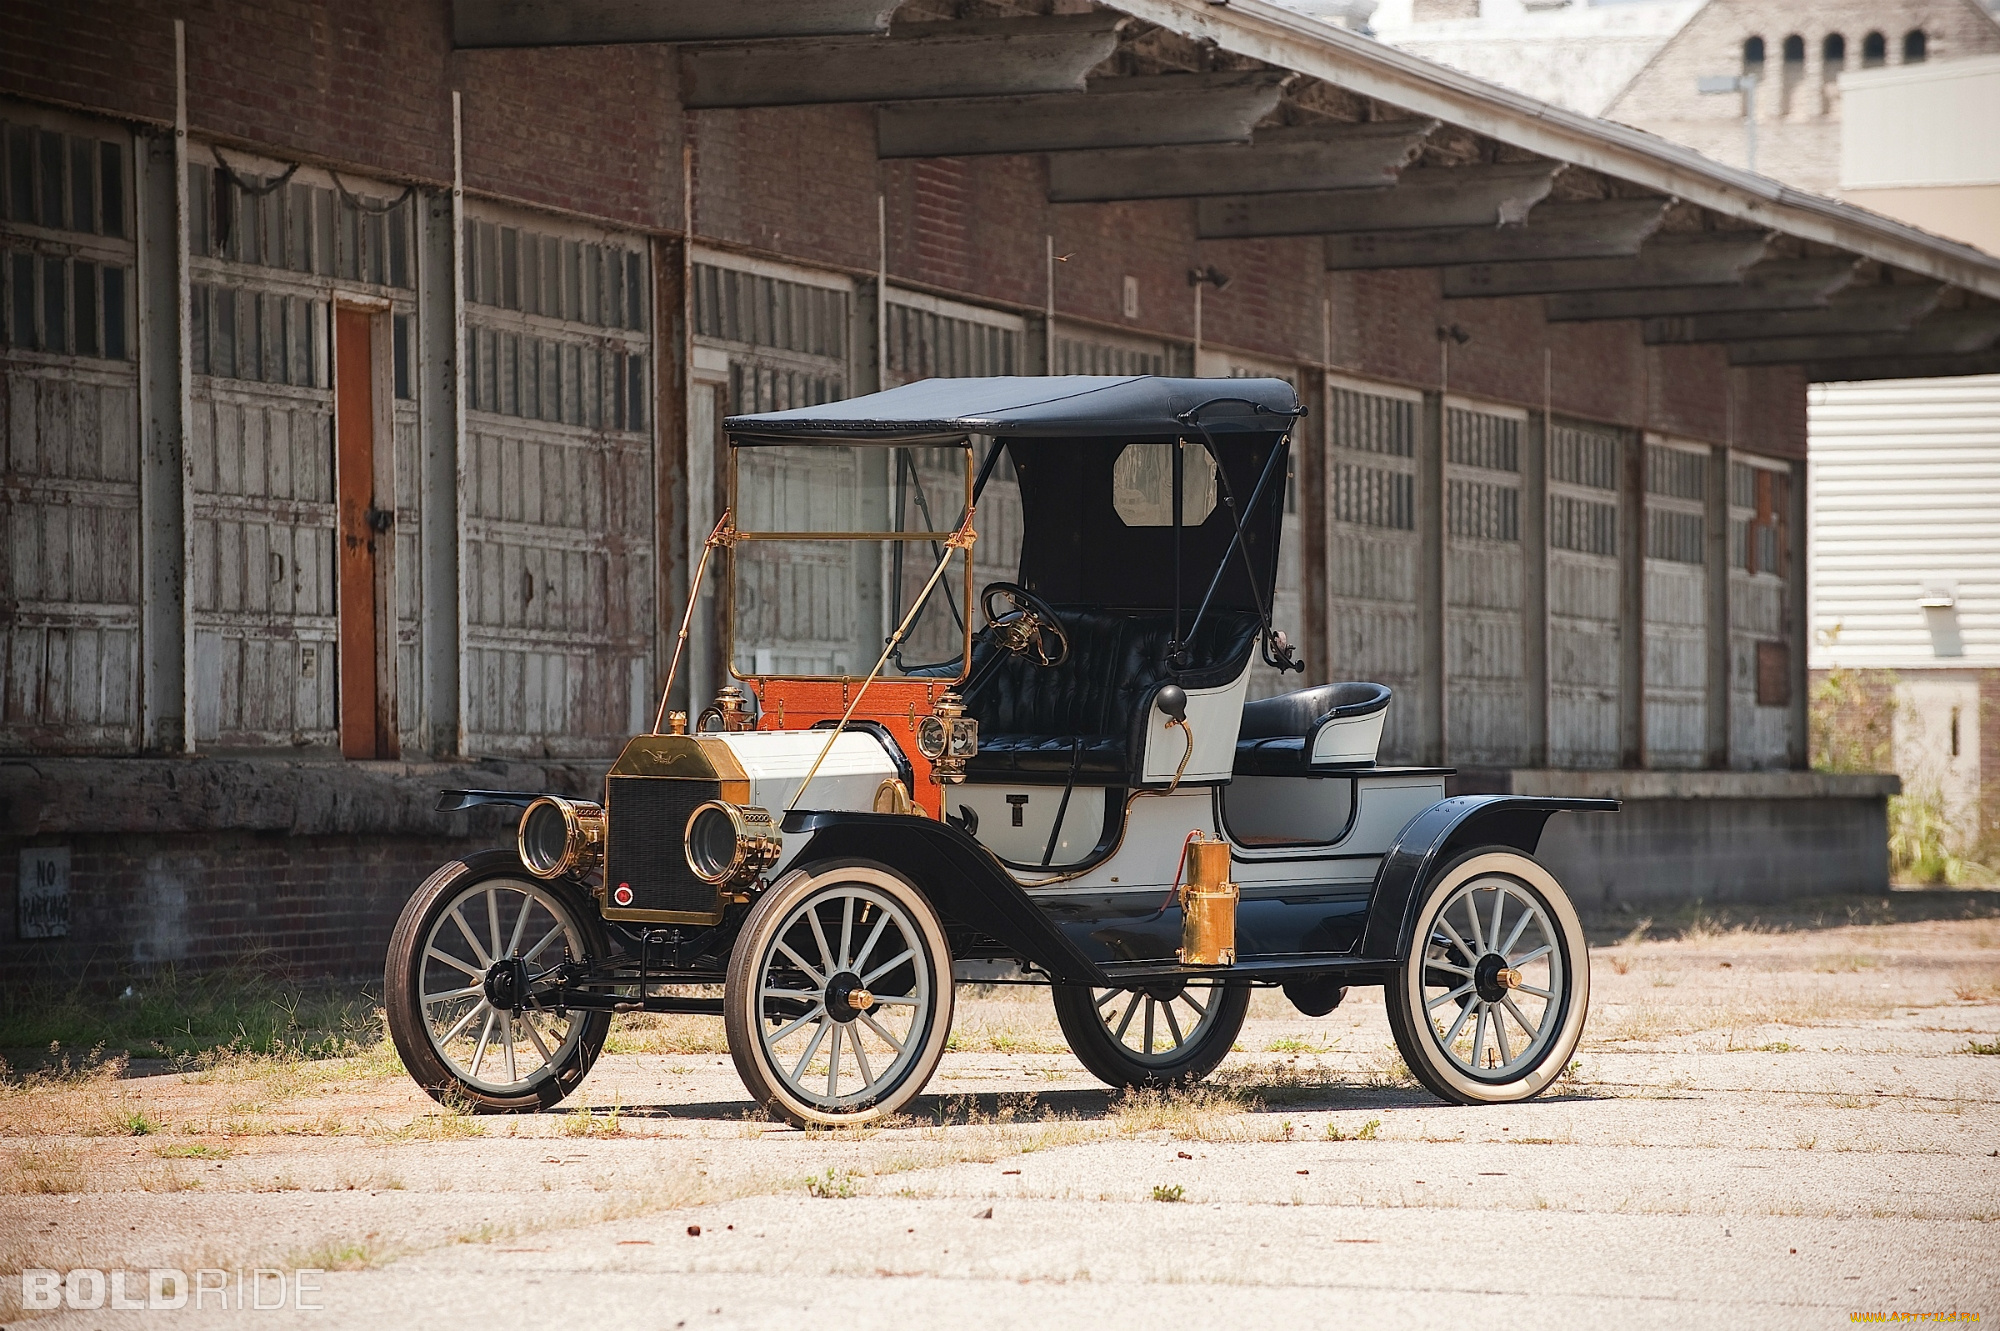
334 304 389 758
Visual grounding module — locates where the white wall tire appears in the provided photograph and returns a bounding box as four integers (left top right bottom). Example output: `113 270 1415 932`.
724 861 956 1127
1384 848 1590 1105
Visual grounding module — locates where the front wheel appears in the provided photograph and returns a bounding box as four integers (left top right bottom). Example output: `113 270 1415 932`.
384 851 610 1113
724 861 956 1127
1052 977 1249 1090
1384 847 1590 1105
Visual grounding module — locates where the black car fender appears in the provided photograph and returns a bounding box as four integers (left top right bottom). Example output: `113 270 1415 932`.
781 811 1110 986
1357 795 1620 962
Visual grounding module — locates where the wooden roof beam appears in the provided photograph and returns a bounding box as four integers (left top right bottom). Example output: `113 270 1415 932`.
454 0 899 47
1643 282 1946 345
680 15 1126 109
1543 259 1859 321
1725 310 2000 366
877 72 1291 158
1799 350 2000 381
1198 161 1560 240
1047 120 1435 203
1440 231 1775 298
1322 198 1669 270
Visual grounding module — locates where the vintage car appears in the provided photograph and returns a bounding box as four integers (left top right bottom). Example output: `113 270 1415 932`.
384 375 1615 1126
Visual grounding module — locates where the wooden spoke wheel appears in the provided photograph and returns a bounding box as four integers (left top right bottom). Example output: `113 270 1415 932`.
1052 976 1249 1090
385 852 609 1113
1385 848 1590 1105
724 862 955 1127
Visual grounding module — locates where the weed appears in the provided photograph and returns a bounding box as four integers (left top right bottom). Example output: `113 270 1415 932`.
109 1106 162 1136
806 1167 855 1199
289 1239 380 1271
3 1143 85 1194
0 967 386 1064
1109 1084 1256 1140
1965 1038 2000 1056
1325 1117 1382 1142
153 1142 231 1159
1619 917 1654 950
1264 1036 1339 1054
1756 1042 1798 1054
559 1100 625 1138
1150 1183 1186 1203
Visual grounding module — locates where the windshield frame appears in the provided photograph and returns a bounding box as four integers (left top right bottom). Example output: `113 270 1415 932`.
724 436 978 686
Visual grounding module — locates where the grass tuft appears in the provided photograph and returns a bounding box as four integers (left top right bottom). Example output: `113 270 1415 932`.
1150 1183 1186 1202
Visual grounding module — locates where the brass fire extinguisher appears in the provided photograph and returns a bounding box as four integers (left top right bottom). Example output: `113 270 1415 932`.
1178 835 1238 967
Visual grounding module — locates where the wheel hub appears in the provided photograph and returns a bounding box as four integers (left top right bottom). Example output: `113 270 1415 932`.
483 956 530 1012
823 971 876 1024
1472 953 1520 1004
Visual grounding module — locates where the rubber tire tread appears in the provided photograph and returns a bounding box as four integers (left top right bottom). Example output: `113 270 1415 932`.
724 860 956 1128
1051 980 1250 1091
1382 846 1589 1106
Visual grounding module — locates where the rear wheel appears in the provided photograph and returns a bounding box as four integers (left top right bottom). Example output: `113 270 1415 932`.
724 861 955 1127
1384 848 1589 1105
1052 977 1249 1090
385 851 610 1113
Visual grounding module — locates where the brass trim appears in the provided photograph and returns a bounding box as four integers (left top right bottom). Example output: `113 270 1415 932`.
684 800 783 887
733 529 961 542
516 797 607 880
600 904 728 926
1178 836 1238 967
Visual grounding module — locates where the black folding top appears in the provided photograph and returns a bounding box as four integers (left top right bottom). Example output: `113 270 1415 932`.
724 375 1300 443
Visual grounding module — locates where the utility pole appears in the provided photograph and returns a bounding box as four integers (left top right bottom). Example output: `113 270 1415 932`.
1698 72 1759 175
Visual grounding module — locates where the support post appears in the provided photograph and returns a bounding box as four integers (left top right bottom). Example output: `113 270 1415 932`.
416 94 465 757
137 21 190 753
1705 442 1732 769
1619 429 1647 768
655 232 690 717
1521 407 1549 767
1417 390 1446 765
1787 455 1809 769
1295 364 1328 686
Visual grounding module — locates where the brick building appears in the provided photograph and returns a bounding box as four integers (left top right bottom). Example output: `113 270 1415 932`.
4 0 1993 983
1603 0 2000 193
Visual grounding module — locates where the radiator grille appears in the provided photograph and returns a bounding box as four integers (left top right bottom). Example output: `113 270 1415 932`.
604 775 722 918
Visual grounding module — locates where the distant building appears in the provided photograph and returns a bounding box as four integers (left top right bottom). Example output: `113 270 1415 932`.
1605 0 2000 193
1808 55 2000 859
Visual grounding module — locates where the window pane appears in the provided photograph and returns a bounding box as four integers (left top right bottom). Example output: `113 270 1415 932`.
38 130 64 229
189 282 208 374
7 126 33 222
70 138 94 233
103 265 126 361
393 313 411 400
41 254 66 350
9 252 35 349
625 251 643 331
73 260 98 356
626 351 644 431
100 141 124 238
314 186 335 276
214 286 236 378
501 226 518 309
389 199 409 288
365 209 385 286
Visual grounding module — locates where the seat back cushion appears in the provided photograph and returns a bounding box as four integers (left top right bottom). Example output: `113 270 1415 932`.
966 607 1259 761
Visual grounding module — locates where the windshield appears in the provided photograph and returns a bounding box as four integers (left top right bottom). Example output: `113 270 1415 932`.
728 442 1020 680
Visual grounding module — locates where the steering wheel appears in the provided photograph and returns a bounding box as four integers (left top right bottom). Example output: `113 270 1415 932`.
979 582 1070 668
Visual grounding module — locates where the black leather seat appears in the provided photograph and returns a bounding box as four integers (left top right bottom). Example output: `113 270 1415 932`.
1234 681 1392 776
962 607 1260 785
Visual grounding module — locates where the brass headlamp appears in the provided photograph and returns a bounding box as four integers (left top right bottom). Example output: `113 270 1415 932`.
915 690 978 784
517 796 607 880
684 800 782 888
